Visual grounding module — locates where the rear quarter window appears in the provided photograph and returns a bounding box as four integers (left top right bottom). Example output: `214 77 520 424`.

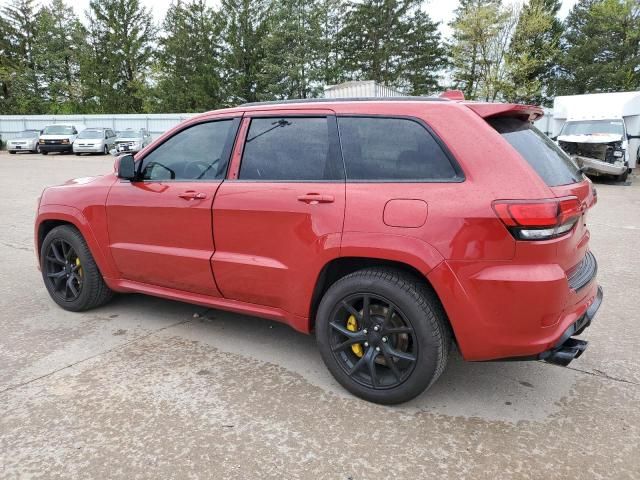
337 116 459 181
489 117 583 187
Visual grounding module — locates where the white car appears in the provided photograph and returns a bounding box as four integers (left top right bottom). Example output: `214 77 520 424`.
6 130 41 154
73 128 118 155
39 124 78 155
114 128 152 154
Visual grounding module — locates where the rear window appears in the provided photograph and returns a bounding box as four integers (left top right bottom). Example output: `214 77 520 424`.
489 117 583 187
337 117 458 181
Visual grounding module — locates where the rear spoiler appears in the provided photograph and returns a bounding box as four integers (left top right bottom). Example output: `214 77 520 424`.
465 103 544 122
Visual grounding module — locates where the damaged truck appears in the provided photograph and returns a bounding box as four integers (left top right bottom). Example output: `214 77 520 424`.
552 92 640 183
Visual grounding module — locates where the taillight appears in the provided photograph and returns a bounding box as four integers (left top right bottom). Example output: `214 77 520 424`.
493 197 582 241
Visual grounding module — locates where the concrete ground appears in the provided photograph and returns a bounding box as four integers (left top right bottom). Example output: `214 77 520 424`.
0 151 638 479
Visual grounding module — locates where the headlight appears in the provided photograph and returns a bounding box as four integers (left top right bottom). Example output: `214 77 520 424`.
62 139 70 144
39 139 44 144
613 150 623 157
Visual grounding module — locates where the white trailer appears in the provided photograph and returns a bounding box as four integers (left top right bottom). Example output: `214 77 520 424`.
553 92 640 181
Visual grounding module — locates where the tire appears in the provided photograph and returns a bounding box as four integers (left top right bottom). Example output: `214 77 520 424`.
615 170 629 183
33 144 40 154
75 152 81 156
316 268 451 405
41 225 114 311
41 151 48 155
9 150 15 154
103 145 109 155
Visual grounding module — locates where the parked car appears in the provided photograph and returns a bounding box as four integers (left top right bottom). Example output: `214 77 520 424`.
73 128 117 155
35 97 602 404
6 130 41 154
114 128 151 154
39 124 78 155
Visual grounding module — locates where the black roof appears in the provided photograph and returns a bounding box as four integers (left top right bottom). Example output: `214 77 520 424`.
241 96 447 107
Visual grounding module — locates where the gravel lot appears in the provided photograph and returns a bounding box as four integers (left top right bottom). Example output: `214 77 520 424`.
1 151 639 479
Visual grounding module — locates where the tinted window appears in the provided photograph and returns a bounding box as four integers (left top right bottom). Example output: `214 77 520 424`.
141 121 233 181
239 117 342 181
43 125 74 135
337 117 457 180
77 130 104 139
489 117 582 187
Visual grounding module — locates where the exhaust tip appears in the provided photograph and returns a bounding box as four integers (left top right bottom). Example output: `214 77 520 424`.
543 338 588 366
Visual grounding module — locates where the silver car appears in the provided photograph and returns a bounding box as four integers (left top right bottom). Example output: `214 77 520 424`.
7 130 41 154
114 128 152 154
73 128 118 155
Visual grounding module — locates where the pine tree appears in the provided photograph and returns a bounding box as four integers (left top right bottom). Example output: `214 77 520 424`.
34 0 85 113
80 0 156 113
504 0 562 105
339 0 445 93
155 0 224 112
557 0 640 94
219 0 270 104
2 0 44 113
260 0 326 99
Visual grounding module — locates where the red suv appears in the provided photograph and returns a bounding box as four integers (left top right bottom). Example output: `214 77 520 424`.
35 98 602 404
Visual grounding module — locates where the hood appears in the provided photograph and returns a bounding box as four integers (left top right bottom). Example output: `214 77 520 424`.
63 176 101 186
557 133 623 144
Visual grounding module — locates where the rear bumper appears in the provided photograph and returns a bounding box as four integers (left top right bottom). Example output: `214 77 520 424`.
73 145 104 153
40 144 73 153
428 253 601 361
537 286 602 365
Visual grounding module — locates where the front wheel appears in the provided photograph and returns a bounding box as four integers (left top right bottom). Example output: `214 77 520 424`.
41 151 48 155
41 225 114 311
316 268 451 405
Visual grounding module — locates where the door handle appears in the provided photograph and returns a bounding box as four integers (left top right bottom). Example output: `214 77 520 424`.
178 191 207 200
297 193 334 204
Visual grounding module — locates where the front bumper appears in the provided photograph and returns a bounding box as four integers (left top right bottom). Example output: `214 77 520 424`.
40 143 73 153
7 143 36 151
73 144 104 153
573 155 627 176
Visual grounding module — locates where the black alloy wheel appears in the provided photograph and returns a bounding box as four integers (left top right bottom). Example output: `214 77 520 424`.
43 238 84 302
328 293 417 390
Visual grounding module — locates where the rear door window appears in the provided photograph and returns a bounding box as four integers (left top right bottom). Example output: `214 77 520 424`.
239 117 343 181
337 116 459 181
489 117 583 187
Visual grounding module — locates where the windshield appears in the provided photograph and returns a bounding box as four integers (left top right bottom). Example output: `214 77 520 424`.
43 125 74 135
561 120 624 136
118 130 143 140
77 130 104 139
16 130 39 139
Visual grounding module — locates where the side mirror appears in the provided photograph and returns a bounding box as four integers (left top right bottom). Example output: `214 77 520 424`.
117 154 136 180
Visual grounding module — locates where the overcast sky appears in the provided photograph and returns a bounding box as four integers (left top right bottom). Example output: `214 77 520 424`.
55 0 579 38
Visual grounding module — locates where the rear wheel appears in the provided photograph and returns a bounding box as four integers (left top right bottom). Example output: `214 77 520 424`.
316 268 451 404
41 225 114 311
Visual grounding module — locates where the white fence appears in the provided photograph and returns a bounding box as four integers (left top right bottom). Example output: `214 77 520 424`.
0 113 197 144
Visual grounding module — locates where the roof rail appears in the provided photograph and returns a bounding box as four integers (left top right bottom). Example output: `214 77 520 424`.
240 96 447 107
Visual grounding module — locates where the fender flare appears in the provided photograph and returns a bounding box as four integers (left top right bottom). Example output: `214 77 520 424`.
35 204 119 279
339 231 445 277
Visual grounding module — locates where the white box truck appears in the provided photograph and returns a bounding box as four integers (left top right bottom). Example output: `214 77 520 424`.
552 91 640 182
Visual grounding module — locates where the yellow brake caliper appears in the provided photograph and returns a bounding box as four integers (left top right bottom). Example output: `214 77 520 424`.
346 315 364 358
75 257 83 278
